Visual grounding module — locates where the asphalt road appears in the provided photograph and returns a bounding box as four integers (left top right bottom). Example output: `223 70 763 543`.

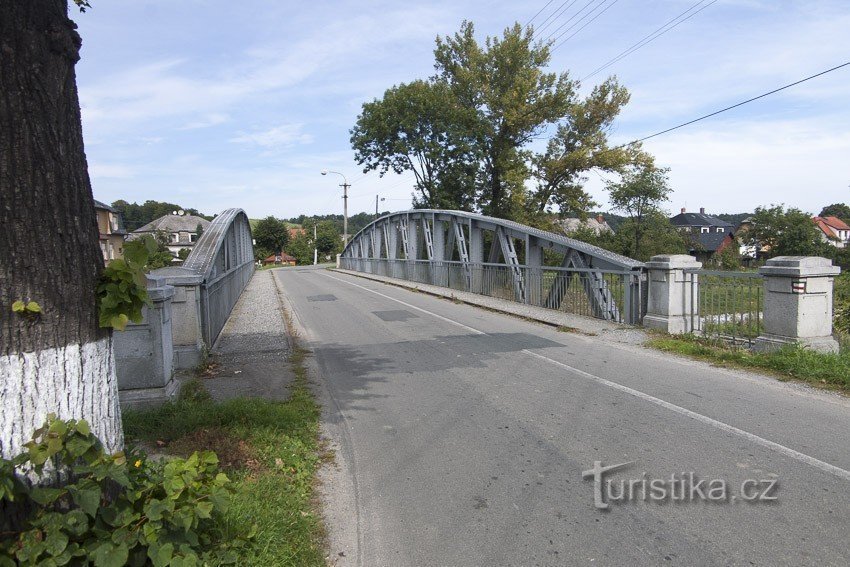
275 266 850 567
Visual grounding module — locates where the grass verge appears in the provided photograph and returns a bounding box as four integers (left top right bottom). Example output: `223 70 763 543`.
122 345 325 566
646 334 850 392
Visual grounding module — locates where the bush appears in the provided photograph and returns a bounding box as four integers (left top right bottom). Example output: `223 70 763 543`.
0 415 249 566
835 273 850 337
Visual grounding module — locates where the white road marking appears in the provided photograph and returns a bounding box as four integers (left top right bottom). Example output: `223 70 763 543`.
521 349 850 482
322 270 850 483
321 272 485 335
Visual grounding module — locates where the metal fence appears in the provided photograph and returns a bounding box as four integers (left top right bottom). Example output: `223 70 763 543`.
684 269 764 345
340 257 645 324
199 260 254 347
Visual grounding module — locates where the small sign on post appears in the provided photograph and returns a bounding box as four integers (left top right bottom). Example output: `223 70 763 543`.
791 279 807 294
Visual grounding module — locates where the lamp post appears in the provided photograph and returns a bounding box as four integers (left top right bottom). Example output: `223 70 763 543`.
321 170 350 246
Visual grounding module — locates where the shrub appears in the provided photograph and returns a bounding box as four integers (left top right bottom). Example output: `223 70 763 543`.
0 415 250 566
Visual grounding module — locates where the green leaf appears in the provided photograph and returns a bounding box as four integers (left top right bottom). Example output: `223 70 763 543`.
43 530 69 557
92 542 129 567
70 485 101 517
26 301 42 313
110 313 130 331
148 542 174 567
30 487 66 506
12 300 26 313
76 419 91 436
195 501 213 519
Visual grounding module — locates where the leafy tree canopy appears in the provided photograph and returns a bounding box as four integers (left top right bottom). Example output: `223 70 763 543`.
746 204 832 258
111 200 212 232
819 203 850 222
350 20 650 222
253 216 289 254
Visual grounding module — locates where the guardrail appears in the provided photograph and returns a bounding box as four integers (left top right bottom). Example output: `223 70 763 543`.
341 257 645 324
684 269 764 345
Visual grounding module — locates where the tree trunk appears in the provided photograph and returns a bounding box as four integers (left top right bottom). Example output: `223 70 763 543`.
0 0 123 461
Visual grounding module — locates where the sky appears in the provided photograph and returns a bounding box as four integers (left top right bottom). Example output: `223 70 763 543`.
74 0 850 220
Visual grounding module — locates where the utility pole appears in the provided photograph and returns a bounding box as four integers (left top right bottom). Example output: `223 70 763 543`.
313 223 317 265
321 170 350 247
343 181 349 246
375 195 385 220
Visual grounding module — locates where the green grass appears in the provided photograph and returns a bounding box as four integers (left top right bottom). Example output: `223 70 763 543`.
122 347 325 566
647 333 850 392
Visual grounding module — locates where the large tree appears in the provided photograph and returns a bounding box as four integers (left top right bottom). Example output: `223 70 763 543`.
531 79 652 215
1 0 123 461
350 20 648 222
606 166 678 260
351 80 478 210
252 216 290 254
434 21 575 217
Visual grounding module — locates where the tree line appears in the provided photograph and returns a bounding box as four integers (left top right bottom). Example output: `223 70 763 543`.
111 199 213 232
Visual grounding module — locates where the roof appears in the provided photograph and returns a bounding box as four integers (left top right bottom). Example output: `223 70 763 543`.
93 199 116 212
132 214 212 234
814 216 850 231
688 230 732 252
670 212 733 228
265 252 296 262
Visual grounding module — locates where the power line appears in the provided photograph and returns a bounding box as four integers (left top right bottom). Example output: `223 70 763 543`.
630 61 850 144
525 0 556 28
540 0 599 42
582 0 717 81
535 0 582 36
550 0 621 51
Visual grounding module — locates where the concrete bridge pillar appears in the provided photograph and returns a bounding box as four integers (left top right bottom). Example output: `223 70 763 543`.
755 256 841 353
643 254 702 334
114 276 177 408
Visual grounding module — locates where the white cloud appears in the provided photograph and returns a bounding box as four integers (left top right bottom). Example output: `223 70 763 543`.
230 123 313 149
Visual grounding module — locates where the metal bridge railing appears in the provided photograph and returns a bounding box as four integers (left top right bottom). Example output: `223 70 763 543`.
341 257 645 324
685 269 764 345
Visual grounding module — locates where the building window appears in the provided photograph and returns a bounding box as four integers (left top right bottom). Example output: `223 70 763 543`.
172 233 180 243
701 227 709 233
716 227 724 233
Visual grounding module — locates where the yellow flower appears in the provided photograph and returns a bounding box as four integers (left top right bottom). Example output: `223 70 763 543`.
134 460 142 468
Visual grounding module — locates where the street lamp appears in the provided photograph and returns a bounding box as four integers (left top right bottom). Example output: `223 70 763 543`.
321 170 350 246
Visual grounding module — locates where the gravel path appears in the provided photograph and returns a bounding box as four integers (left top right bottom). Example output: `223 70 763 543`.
202 269 294 401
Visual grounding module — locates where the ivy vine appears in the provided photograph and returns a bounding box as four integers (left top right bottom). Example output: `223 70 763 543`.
96 238 156 331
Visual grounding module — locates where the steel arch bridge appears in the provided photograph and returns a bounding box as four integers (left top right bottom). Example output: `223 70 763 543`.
340 210 647 324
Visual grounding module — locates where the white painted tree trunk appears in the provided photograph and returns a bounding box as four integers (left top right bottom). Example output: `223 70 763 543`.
0 337 123 460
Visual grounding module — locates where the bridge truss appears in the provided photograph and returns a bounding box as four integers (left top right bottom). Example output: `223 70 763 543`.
340 210 647 324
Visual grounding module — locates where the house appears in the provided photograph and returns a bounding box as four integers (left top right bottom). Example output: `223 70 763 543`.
94 200 126 263
813 216 850 248
263 251 296 266
128 211 211 260
669 207 735 263
559 215 614 236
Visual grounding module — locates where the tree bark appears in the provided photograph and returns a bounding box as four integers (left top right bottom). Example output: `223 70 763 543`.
0 0 123 460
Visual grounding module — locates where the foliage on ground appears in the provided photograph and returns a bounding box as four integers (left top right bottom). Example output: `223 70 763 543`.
647 334 850 391
0 415 245 566
122 352 325 566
